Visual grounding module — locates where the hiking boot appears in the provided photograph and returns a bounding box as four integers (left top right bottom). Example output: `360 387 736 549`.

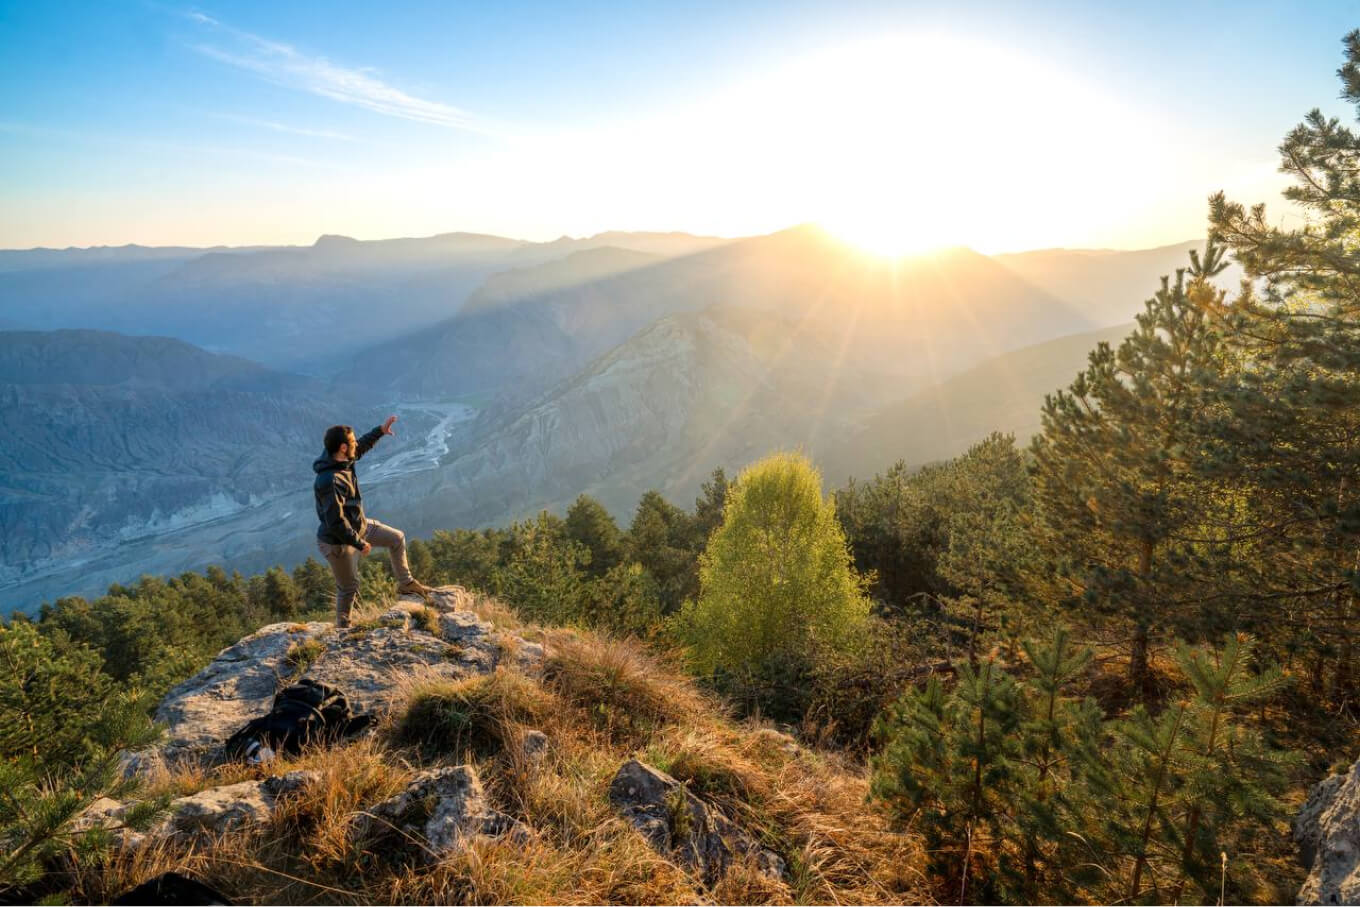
397 579 434 599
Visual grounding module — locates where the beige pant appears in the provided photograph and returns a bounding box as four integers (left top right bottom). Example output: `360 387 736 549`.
317 518 415 627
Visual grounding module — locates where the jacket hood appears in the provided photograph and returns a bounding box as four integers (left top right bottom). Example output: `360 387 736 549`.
313 454 349 474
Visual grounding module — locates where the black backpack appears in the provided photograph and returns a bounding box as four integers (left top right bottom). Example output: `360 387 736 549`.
111 871 232 905
223 678 372 762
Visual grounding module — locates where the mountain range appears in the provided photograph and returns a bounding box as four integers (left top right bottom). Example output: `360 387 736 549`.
0 227 1236 612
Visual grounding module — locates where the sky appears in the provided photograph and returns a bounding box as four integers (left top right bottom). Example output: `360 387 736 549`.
1 0 1358 254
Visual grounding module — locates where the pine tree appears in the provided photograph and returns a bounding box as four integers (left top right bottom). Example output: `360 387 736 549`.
870 657 1023 902
1206 31 1360 700
935 433 1032 661
1080 635 1295 903
1030 241 1230 693
565 494 624 579
492 512 589 625
1008 630 1104 901
0 622 162 895
626 490 696 614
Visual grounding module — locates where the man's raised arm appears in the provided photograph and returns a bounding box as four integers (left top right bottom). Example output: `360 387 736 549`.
354 414 397 461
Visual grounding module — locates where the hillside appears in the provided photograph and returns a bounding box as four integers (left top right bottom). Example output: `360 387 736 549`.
822 322 1135 482
44 589 926 905
993 240 1242 327
0 330 399 593
0 232 727 371
381 304 902 530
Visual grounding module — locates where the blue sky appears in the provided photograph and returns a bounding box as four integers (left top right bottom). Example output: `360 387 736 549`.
2 0 1358 251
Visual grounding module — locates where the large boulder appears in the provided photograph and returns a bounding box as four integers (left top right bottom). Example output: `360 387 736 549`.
135 586 541 770
608 759 785 887
1297 759 1360 904
350 765 527 862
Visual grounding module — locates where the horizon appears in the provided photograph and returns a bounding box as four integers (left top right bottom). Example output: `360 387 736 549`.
3 1 1356 254
0 221 1205 258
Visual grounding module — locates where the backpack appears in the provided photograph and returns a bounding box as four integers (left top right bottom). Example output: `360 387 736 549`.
223 678 372 762
111 871 233 905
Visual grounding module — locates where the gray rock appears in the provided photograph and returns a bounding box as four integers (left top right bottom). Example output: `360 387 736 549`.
131 589 522 771
1297 759 1360 905
150 621 331 766
77 770 318 849
439 609 494 643
520 729 550 765
608 759 784 887
300 625 467 715
423 584 475 613
352 765 527 862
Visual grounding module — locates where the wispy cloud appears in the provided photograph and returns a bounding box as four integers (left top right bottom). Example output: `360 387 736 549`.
211 112 358 142
0 119 343 170
186 12 492 133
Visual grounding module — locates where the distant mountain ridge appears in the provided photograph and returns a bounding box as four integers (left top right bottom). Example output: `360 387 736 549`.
0 230 728 371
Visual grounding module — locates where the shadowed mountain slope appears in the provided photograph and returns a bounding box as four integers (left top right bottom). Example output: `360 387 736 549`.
993 239 1242 327
0 330 393 592
384 304 903 531
821 322 1136 483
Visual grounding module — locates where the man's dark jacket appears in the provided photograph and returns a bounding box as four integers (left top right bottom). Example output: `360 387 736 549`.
313 426 383 548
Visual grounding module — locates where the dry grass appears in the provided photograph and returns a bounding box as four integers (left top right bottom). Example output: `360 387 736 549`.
390 669 557 760
65 622 931 905
542 632 718 746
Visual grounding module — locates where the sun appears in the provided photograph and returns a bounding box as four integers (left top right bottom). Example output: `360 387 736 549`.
817 211 955 259
712 32 1137 257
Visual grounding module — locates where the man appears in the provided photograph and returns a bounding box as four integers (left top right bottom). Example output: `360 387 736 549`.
313 416 432 627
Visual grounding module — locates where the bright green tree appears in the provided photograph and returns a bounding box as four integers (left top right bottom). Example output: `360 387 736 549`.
673 452 870 686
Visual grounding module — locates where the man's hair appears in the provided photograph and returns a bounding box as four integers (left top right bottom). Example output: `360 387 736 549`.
323 425 355 456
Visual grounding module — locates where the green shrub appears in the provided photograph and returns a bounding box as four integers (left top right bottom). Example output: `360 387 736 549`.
673 452 870 701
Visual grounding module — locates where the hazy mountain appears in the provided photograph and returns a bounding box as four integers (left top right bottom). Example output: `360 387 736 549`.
820 322 1137 483
0 330 403 598
993 240 1241 327
0 329 315 391
392 304 906 529
359 225 1095 405
0 243 280 272
0 231 727 373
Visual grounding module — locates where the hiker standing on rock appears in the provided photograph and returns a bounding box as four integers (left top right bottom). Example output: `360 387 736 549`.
314 417 433 628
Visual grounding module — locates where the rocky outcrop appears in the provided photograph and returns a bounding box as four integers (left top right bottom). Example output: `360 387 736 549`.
608 759 785 887
78 771 317 850
132 586 540 772
350 765 527 863
1297 760 1360 904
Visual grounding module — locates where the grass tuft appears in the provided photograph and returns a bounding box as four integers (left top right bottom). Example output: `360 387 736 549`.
284 637 325 675
390 670 555 760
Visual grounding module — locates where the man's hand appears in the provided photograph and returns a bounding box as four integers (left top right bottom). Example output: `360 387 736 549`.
382 415 398 436
359 541 372 555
